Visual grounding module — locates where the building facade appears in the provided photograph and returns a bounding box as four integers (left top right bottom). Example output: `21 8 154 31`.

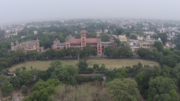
118 35 128 42
129 35 162 52
52 28 116 56
11 39 44 53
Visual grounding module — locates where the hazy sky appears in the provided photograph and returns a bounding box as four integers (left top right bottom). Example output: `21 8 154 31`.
0 0 180 25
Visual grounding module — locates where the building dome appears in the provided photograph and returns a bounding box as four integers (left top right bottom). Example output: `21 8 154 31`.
11 42 14 46
36 38 39 42
158 37 162 41
166 43 169 47
130 42 134 46
97 33 101 38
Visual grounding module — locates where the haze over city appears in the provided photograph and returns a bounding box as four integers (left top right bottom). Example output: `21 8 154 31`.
0 0 180 25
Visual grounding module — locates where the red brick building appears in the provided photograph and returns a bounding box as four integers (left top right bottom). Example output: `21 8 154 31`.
52 28 116 56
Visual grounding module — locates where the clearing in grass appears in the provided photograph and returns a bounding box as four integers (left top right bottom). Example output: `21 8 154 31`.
9 59 159 71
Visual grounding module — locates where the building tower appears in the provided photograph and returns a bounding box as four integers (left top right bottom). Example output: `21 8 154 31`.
11 42 14 50
52 38 60 50
109 36 115 43
81 28 86 49
36 39 40 52
97 34 102 56
66 34 72 49
16 40 19 46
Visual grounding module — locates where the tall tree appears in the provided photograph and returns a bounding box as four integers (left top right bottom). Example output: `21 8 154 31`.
147 76 178 101
78 61 88 71
157 33 167 45
153 41 163 51
107 78 140 101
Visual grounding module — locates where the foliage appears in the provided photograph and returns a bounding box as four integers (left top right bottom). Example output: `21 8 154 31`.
107 78 141 101
135 71 149 93
21 85 28 95
137 48 150 58
153 41 163 51
130 33 137 39
49 84 110 101
157 33 167 45
147 76 178 101
22 79 61 101
78 60 88 71
10 70 33 88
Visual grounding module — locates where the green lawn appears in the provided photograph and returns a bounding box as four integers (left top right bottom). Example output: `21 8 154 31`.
9 59 159 71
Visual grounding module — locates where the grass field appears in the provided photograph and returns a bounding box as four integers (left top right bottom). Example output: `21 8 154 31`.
9 59 159 71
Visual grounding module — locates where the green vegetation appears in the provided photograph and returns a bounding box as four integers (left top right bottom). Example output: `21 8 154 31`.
49 84 110 101
1 21 180 101
107 79 140 101
9 59 159 71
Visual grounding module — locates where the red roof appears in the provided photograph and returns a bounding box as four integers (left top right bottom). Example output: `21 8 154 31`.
86 38 97 43
70 38 81 44
70 38 97 44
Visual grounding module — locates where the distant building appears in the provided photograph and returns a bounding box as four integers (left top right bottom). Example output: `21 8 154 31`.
118 35 127 42
33 31 38 35
95 30 102 34
11 39 44 53
52 28 116 56
104 29 108 33
129 35 161 52
21 36 26 38
7 73 16 77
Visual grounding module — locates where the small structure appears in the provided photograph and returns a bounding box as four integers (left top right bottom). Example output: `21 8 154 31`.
21 36 26 38
52 28 116 56
33 31 38 35
129 35 161 52
118 35 127 42
11 39 44 53
7 73 16 77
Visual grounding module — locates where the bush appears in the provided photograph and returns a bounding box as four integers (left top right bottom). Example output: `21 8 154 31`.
78 61 88 71
75 76 94 84
86 68 94 73
21 85 28 95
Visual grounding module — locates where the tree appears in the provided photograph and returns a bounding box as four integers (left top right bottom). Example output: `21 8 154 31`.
153 41 163 51
49 84 110 101
81 45 91 58
130 33 137 39
147 76 178 101
22 79 61 101
136 30 144 36
104 46 115 57
116 68 129 77
56 65 78 84
21 85 28 95
160 55 177 67
93 64 99 70
115 28 124 35
7 84 14 92
91 49 97 56
107 78 140 101
78 61 88 71
151 48 163 61
118 47 132 58
137 48 149 58
114 38 121 47
39 92 49 101
135 71 149 93
157 33 167 45
100 33 111 41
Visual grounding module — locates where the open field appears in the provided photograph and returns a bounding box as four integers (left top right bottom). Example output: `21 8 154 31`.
9 59 159 71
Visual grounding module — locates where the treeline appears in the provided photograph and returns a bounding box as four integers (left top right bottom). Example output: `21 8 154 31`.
0 61 180 101
137 41 180 67
1 59 180 101
0 45 97 71
104 46 133 58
